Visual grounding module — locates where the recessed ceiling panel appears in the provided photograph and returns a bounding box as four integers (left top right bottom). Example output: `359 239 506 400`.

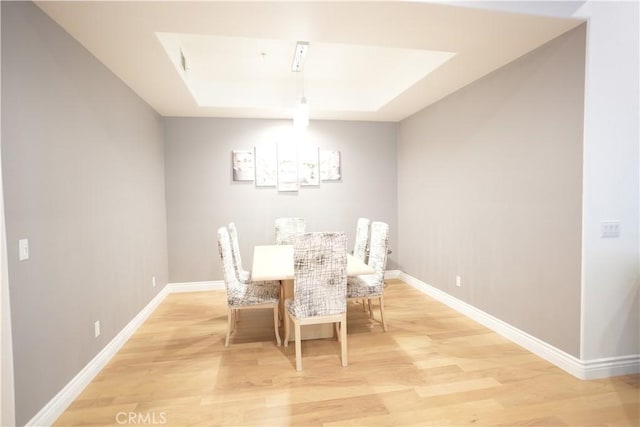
158 33 455 112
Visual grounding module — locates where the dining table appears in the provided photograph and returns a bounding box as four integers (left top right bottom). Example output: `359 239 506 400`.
251 244 374 341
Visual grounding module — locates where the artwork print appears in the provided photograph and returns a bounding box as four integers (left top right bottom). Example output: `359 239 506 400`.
298 146 320 186
277 142 298 192
255 143 277 187
232 150 255 181
320 150 341 181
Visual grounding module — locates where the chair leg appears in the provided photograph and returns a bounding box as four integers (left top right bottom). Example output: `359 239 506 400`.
361 299 367 311
334 322 340 340
379 296 387 332
295 322 302 371
225 308 233 347
273 306 282 346
230 309 238 334
340 316 348 367
368 299 373 318
279 284 284 326
284 311 290 347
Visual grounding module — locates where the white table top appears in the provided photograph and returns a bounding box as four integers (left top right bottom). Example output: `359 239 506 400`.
252 244 374 282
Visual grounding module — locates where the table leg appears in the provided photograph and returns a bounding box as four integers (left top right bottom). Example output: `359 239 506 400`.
279 279 293 331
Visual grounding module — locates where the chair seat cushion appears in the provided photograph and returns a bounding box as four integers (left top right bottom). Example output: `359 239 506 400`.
285 295 346 318
228 280 280 307
347 275 383 298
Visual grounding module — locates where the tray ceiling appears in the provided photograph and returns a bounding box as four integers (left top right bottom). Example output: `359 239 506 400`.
36 1 584 122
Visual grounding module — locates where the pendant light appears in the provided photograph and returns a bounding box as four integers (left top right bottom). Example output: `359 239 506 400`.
292 41 309 130
293 85 309 129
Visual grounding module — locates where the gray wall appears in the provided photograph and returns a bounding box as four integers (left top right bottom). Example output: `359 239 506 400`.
164 118 397 283
1 2 169 424
397 25 586 356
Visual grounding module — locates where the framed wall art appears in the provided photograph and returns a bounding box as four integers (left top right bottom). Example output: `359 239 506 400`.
320 150 341 181
277 142 298 192
232 150 254 181
298 146 320 186
254 143 277 187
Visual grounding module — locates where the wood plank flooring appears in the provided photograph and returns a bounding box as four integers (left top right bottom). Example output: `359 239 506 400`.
55 280 639 426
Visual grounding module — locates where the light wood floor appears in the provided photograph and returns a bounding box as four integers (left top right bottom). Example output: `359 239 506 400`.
55 280 639 426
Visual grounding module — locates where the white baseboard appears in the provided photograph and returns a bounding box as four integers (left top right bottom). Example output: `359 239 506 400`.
399 271 640 380
166 280 224 293
26 286 171 427
384 270 402 279
581 354 640 379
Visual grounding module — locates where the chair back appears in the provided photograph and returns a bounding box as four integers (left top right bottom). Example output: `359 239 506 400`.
290 232 347 318
367 221 390 286
353 217 370 261
228 222 245 277
275 217 306 245
217 227 243 305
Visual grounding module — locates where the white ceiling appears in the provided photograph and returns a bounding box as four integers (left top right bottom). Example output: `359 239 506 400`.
35 1 584 122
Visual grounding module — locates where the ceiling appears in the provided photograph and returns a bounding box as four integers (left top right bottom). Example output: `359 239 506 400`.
35 1 584 122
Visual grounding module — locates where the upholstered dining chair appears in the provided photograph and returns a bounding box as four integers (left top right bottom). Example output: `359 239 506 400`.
284 232 348 371
275 217 306 245
228 222 251 283
352 217 371 311
217 227 282 347
347 221 389 331
353 217 371 261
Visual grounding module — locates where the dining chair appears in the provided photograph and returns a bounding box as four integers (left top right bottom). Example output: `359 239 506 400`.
352 218 371 311
217 227 282 347
353 217 370 261
284 232 348 371
275 217 306 245
347 221 389 331
228 222 251 283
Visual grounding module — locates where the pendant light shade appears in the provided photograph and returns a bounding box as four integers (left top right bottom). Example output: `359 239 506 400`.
294 96 309 129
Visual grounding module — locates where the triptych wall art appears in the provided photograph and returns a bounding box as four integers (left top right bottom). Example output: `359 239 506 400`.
232 143 340 192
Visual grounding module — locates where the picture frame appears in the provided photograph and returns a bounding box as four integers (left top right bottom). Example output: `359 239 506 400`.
232 150 255 182
299 146 320 186
254 143 277 187
320 150 341 181
277 142 298 192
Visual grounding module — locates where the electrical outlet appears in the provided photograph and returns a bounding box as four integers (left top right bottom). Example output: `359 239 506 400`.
456 275 462 287
94 321 101 338
152 276 156 288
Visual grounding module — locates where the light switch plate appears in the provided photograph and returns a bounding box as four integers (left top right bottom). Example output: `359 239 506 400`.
601 221 621 238
18 239 29 261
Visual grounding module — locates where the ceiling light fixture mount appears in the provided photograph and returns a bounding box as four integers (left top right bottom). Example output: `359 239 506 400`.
291 41 309 72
